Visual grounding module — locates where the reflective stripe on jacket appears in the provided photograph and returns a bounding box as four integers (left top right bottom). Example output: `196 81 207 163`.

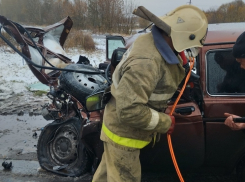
102 123 150 149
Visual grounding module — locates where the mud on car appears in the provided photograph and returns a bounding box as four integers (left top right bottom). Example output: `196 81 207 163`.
1 15 245 181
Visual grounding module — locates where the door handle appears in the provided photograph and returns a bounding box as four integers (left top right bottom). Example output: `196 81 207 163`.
175 106 195 115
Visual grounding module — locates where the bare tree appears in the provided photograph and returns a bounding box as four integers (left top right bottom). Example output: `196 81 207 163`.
120 0 137 34
87 0 100 32
20 0 42 24
0 0 139 34
72 0 88 28
0 0 21 21
205 0 245 23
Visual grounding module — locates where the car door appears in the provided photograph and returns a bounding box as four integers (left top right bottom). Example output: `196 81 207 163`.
140 94 204 172
201 44 245 170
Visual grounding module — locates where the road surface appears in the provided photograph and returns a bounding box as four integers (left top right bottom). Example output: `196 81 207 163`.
0 115 238 182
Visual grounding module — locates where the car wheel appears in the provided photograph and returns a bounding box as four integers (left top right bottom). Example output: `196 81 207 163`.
37 117 92 177
59 64 107 104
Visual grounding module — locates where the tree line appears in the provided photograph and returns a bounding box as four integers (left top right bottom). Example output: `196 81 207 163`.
138 0 245 27
205 0 245 23
0 0 137 34
0 0 245 34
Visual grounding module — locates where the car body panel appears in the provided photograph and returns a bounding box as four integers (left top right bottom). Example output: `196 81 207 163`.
205 30 243 45
106 25 245 172
199 41 245 171
140 102 204 171
205 122 245 171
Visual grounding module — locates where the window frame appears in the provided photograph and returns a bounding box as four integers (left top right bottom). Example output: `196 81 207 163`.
205 48 245 97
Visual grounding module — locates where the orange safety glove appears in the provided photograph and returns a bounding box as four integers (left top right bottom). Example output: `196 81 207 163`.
167 115 175 134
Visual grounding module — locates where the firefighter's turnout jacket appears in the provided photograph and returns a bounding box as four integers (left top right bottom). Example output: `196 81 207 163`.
101 26 185 149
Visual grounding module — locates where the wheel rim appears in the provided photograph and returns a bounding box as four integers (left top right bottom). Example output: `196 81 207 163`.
49 124 78 165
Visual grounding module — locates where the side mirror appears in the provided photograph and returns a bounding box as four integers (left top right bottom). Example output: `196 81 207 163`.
85 91 106 112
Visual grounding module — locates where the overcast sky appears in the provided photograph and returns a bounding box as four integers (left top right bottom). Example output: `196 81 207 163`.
135 0 244 16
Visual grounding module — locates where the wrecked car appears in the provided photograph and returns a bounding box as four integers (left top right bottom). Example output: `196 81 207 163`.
1 14 245 181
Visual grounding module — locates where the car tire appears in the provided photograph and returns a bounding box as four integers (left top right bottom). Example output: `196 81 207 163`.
59 64 107 104
37 117 92 177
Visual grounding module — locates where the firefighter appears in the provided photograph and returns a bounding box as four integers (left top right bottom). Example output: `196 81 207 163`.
224 31 245 130
92 5 208 182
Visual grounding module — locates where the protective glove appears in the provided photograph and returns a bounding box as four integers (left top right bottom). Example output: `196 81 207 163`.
167 115 175 134
224 113 245 130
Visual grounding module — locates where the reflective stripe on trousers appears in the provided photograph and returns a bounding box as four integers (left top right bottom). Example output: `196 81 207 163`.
102 123 150 149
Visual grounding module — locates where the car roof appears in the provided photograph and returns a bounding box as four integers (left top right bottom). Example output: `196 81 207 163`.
205 23 245 45
125 23 245 47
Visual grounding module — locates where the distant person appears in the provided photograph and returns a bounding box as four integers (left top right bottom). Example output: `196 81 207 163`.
224 31 245 130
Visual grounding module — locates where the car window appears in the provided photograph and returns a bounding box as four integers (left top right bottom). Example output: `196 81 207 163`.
206 49 245 95
108 39 125 59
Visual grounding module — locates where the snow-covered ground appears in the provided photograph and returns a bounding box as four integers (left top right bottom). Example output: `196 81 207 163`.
0 35 106 114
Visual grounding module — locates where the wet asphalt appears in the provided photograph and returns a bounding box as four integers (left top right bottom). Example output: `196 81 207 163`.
0 159 92 182
0 114 238 182
0 159 238 182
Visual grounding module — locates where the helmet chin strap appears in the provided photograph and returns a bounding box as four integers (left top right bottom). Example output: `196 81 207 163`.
179 51 188 65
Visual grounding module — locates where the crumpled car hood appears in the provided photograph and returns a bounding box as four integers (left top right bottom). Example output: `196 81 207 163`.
0 15 73 85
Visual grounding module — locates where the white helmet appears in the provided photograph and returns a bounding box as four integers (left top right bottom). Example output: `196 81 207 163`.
160 5 208 52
